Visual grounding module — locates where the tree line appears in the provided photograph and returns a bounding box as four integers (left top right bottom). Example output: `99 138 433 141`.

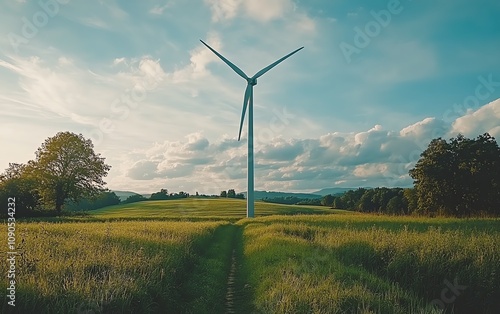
320 187 415 215
319 133 499 217
262 133 499 217
66 189 193 210
262 196 321 206
220 189 245 199
1 131 499 217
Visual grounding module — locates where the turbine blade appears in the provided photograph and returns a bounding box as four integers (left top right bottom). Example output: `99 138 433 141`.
238 84 252 141
200 40 249 80
253 47 304 79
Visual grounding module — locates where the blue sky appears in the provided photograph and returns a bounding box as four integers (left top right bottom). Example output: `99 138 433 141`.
1 0 499 194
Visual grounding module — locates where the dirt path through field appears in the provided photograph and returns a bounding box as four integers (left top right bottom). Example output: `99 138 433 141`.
224 248 238 313
223 223 255 314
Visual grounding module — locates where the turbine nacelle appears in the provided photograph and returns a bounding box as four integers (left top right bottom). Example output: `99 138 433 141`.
248 78 257 86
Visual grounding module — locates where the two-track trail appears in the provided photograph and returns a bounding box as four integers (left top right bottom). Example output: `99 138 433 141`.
224 248 238 314
175 222 253 314
224 223 254 314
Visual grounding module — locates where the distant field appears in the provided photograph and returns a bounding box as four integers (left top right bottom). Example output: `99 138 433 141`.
3 199 499 313
89 198 338 220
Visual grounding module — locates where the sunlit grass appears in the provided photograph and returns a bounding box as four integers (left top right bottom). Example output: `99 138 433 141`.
89 198 337 220
238 215 500 313
0 220 228 313
3 199 499 313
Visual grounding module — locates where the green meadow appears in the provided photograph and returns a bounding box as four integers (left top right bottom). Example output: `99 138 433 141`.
2 199 499 313
89 198 335 220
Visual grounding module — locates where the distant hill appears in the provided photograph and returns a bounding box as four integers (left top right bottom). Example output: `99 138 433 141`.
112 191 142 201
242 190 322 200
311 187 358 196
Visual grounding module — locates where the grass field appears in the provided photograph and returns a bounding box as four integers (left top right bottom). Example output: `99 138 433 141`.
238 215 500 313
2 199 499 313
89 198 336 220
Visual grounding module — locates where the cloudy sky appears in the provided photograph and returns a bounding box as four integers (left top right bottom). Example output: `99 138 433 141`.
1 0 499 194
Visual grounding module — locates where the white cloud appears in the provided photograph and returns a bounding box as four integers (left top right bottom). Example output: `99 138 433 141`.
172 32 222 83
57 57 73 66
78 17 109 29
450 99 500 138
294 13 316 33
353 163 389 178
204 0 313 26
243 0 293 22
204 0 241 22
119 109 472 192
0 56 100 126
3 53 497 193
400 117 449 140
149 2 174 15
113 57 126 66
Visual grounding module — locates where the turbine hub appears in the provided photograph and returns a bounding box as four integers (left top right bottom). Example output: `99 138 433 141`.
248 78 257 86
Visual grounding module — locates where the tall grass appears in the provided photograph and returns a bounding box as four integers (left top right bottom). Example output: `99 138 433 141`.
0 220 228 313
2 201 498 313
239 215 500 313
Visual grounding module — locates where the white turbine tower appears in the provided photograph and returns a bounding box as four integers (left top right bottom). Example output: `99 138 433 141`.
200 40 303 218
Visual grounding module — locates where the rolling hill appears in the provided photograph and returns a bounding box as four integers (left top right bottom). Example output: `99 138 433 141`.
90 198 339 219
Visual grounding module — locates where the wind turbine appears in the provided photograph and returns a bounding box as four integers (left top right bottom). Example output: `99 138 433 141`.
200 39 303 218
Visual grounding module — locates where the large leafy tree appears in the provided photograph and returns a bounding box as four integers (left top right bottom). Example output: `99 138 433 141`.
409 138 455 215
410 133 500 216
32 132 111 212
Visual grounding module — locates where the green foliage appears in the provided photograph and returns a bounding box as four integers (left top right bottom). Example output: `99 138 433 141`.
403 188 417 213
150 190 189 200
262 196 321 205
321 194 334 206
324 187 411 215
65 191 120 211
30 132 111 212
227 189 236 198
410 133 500 216
149 189 169 200
295 198 321 206
0 163 41 215
122 194 148 204
218 189 243 199
235 193 245 199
